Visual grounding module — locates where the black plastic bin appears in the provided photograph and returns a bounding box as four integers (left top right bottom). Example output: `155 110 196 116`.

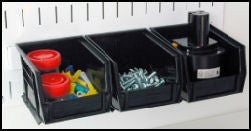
16 36 112 124
150 24 247 102
85 29 184 111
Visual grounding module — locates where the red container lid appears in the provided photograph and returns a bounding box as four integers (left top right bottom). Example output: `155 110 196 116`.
41 73 70 98
27 49 61 71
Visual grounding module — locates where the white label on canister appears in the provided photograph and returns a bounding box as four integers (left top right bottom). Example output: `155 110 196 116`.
197 67 220 79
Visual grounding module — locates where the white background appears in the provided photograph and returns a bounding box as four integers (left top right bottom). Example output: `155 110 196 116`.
2 2 249 129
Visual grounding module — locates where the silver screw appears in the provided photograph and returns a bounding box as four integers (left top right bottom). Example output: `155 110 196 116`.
155 76 160 83
132 84 139 90
123 74 132 78
149 78 154 84
146 71 157 81
120 68 166 91
142 83 147 88
123 79 136 89
127 88 132 91
154 78 165 87
144 69 148 75
139 68 143 74
120 76 125 83
134 67 139 72
122 77 135 86
129 69 135 72
135 76 144 89
146 83 155 88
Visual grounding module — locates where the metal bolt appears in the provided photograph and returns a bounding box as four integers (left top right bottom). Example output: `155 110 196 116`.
142 83 147 88
147 71 157 81
142 75 147 83
155 76 160 83
123 79 136 89
127 88 132 91
120 76 125 83
149 78 154 84
134 67 139 72
121 82 126 90
144 69 148 74
139 68 143 74
122 77 135 86
132 84 139 90
120 68 166 91
129 69 135 72
135 76 144 88
123 74 132 78
154 78 165 87
146 83 155 88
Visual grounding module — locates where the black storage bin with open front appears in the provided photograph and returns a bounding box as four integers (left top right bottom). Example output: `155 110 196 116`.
16 36 112 124
150 24 246 102
85 29 184 111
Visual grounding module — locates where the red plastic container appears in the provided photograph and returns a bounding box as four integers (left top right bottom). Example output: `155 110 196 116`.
41 73 70 98
27 49 61 71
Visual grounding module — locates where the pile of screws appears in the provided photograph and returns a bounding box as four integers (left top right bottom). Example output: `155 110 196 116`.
120 68 166 91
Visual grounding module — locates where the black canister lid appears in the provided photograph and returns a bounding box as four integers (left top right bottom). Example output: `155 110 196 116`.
188 11 210 48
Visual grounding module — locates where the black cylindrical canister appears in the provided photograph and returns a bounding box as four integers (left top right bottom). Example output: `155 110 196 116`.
188 47 225 80
188 11 210 48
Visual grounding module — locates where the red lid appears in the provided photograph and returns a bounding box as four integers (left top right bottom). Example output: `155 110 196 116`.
27 49 61 70
41 73 70 98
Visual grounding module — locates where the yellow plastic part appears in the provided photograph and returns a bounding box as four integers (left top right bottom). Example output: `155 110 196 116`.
77 79 88 87
88 83 98 95
81 83 98 97
71 70 82 82
69 83 76 94
63 70 98 97
62 71 72 81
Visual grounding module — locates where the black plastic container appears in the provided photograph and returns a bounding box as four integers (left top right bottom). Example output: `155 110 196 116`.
16 36 112 124
150 24 246 102
85 29 184 111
